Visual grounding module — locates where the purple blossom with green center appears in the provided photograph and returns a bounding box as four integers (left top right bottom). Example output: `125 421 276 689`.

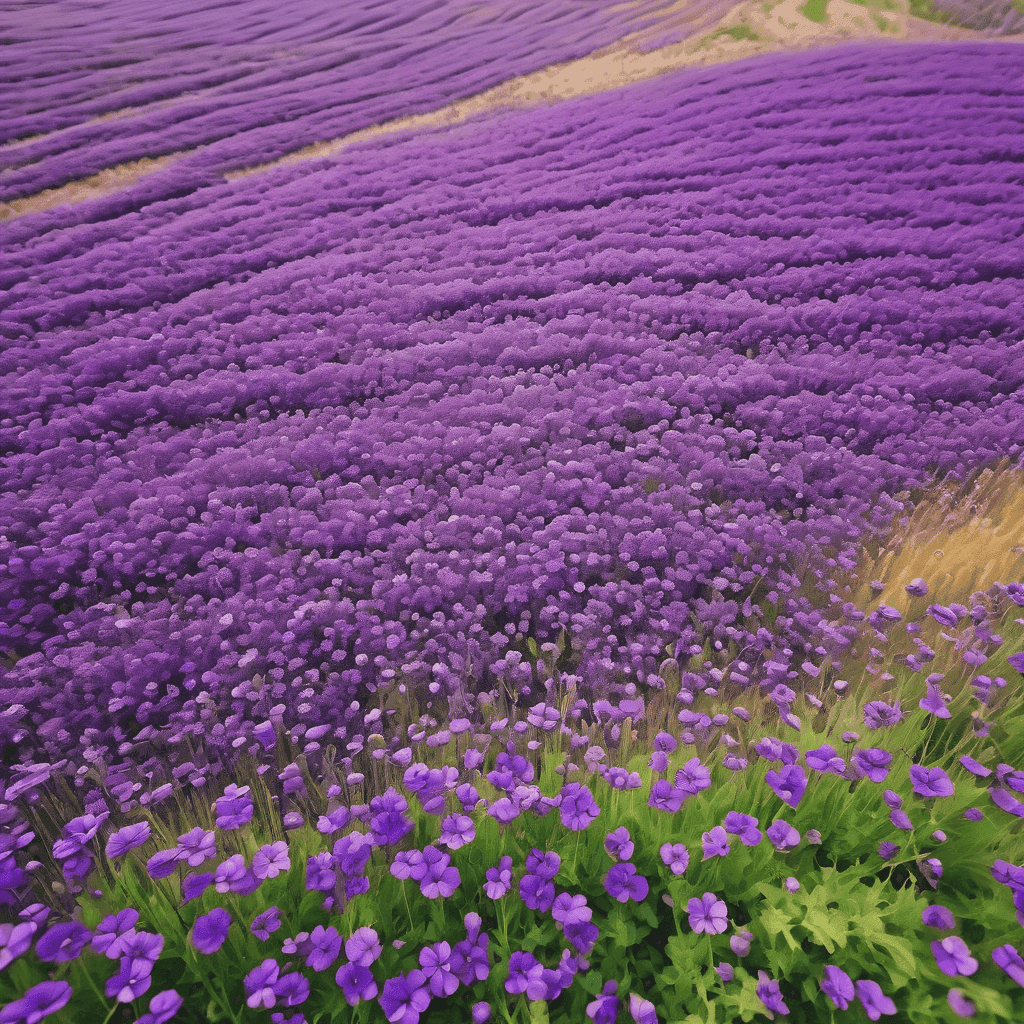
604 863 649 903
932 936 979 977
660 842 689 875
336 962 378 1006
34 921 92 963
379 969 431 1024
190 908 230 955
105 822 151 860
245 959 281 1010
251 907 283 941
306 852 335 891
346 927 382 966
420 941 460 997
305 925 342 972
605 827 633 860
505 951 546 1000
821 965 856 1009
439 813 475 850
688 893 728 934
552 892 592 928
484 856 513 899
765 763 807 809
214 783 254 830
756 971 789 1016
701 826 730 860
855 979 897 1020
559 782 600 831
253 841 291 880
136 990 184 1024
176 827 217 868
0 981 72 1023
587 979 621 1024
766 820 801 853
910 764 955 798
90 909 139 960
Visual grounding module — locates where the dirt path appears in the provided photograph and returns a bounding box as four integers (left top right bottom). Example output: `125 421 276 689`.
2 0 1021 221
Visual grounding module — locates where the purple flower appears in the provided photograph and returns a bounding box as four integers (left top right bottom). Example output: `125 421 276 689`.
820 965 855 1009
214 853 259 894
852 747 893 782
245 959 281 1010
190 907 230 954
604 863 649 903
647 779 685 813
658 844 688 877
472 1003 492 1023
420 941 460 997
864 700 904 729
146 849 181 880
439 814 475 850
687 893 728 934
629 991 658 1024
675 756 712 795
932 936 979 977
587 979 621 1024
505 951 546 1000
90 909 139 960
484 856 513 899
723 811 762 846
390 849 423 881
34 921 92 964
214 783 254 830
306 851 335 891
417 847 460 899
105 822 151 860
379 969 431 1024
176 827 217 867
336 962 378 1005
105 955 154 1003
992 944 1024 986
0 921 38 971
910 764 955 798
764 763 807 809
564 919 599 956
452 916 490 986
181 872 214 904
701 826 730 860
346 927 382 966
605 827 633 861
854 979 896 1020
559 782 600 831
948 988 976 1018
552 893 592 927
906 578 929 597
766 819 800 853
756 970 789 1016
274 972 310 1007
305 925 342 972
0 981 72 1023
252 907 283 941
253 841 290 880
136 990 184 1024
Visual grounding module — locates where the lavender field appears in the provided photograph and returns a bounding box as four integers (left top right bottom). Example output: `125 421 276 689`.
2 3 1024 1024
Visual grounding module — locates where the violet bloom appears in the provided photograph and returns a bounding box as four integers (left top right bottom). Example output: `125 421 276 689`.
505 951 546 1000
106 955 155 1003
336 962 378 1005
992 944 1024 986
910 764 955 798
253 841 290 880
701 826 730 860
136 989 184 1024
552 893 592 928
756 971 789 1016
439 814 476 850
452 924 491 986
821 965 855 1009
91 909 139 960
176 827 217 868
105 822 151 860
0 980 72 1023
34 921 92 964
472 1002 491 1023
0 921 38 971
854 979 896 1020
863 700 904 729
605 827 634 861
604 863 649 903
723 811 762 847
190 908 230 954
525 849 561 880
629 991 658 1024
688 893 728 934
390 850 424 881
587 979 621 1024
932 936 979 977
648 779 685 813
214 783 254 830
306 852 335 891
418 847 460 899
305 925 342 972
252 907 283 941
274 972 310 1007
181 872 214 904
764 763 807 809
245 959 281 1010
766 820 800 853
214 853 256 894
346 927 383 966
564 919 599 956
146 849 181 880
559 782 600 831
379 969 431 1024
420 941 460 997
852 748 893 783
484 856 513 899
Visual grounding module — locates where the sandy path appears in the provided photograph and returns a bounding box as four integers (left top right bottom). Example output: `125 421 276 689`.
1 0 1021 221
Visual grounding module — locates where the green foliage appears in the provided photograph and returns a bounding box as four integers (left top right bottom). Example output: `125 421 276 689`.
800 0 830 23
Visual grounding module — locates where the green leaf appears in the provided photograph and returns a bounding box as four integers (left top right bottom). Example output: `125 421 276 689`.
529 1001 550 1024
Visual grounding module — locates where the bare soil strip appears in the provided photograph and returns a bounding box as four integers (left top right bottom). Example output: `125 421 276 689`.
2 0 1020 222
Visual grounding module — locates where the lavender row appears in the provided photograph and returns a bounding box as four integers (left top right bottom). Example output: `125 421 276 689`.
0 0 673 200
1 43 1023 776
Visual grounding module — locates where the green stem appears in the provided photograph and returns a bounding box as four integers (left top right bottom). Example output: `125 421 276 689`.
402 879 415 934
